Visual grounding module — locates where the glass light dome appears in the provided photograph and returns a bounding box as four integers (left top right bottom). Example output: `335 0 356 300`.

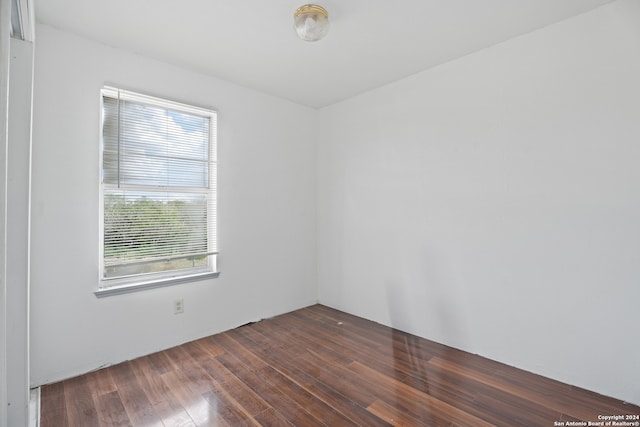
294 4 330 42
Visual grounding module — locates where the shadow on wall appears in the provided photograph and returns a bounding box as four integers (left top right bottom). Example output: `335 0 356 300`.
384 247 468 348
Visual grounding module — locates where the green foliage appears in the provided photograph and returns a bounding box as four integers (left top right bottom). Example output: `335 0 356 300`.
104 194 206 262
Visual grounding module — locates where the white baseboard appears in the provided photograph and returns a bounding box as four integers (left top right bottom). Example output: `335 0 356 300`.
29 387 40 427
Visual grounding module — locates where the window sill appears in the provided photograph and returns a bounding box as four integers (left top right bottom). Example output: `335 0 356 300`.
95 271 220 298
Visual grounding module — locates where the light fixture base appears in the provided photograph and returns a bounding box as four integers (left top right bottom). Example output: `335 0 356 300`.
294 4 328 19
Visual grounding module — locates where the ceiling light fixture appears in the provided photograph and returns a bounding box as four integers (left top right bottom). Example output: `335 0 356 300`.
294 4 330 42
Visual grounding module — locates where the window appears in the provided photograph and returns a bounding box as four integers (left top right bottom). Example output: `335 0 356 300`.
98 87 218 295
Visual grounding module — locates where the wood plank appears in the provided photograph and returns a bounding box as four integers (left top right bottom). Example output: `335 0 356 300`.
108 362 164 426
145 350 174 375
163 346 217 395
243 326 380 409
213 332 268 371
92 390 132 427
169 338 261 425
128 357 196 426
39 304 640 427
367 399 431 427
40 382 68 427
192 353 270 418
233 324 392 426
399 366 537 426
191 336 226 358
250 318 354 367
201 388 258 426
253 408 294 427
348 360 496 426
63 375 100 427
428 355 604 421
473 392 563 427
216 352 326 427
283 314 423 383
159 369 229 427
258 365 356 426
85 368 117 398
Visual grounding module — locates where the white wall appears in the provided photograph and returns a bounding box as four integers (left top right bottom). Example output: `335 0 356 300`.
6 36 33 427
318 0 640 405
0 0 10 423
30 25 318 386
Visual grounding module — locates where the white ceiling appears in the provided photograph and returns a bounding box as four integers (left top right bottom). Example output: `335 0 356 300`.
36 0 614 108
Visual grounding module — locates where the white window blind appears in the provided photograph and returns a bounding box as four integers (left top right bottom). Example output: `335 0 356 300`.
99 87 217 290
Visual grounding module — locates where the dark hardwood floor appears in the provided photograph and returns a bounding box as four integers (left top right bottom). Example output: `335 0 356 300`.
40 304 639 426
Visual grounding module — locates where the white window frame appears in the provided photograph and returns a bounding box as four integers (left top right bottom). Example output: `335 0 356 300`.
96 87 219 297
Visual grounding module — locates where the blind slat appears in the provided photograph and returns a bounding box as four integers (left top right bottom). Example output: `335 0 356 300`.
101 88 217 282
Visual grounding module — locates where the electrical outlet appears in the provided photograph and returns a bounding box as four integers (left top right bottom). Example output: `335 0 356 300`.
174 298 184 314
